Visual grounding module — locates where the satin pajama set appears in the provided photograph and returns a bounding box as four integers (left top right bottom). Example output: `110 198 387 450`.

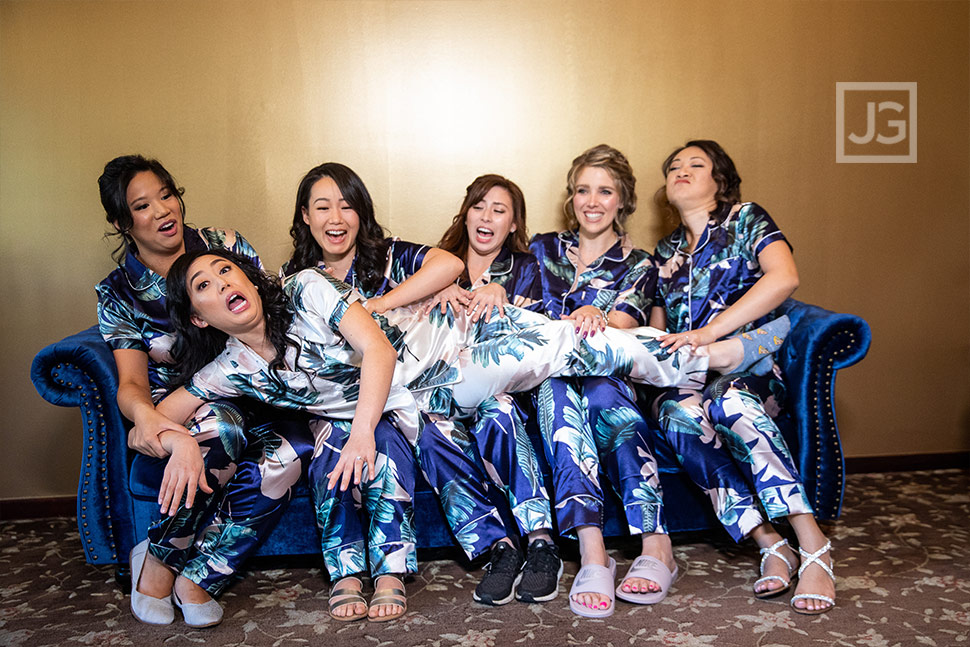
97 227 312 595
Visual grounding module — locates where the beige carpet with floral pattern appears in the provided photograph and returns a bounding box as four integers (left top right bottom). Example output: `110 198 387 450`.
1 469 968 647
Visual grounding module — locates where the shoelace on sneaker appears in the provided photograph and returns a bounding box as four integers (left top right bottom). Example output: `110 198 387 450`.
523 541 559 573
487 543 522 574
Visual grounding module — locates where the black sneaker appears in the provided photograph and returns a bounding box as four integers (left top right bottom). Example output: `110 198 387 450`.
473 541 523 606
515 539 563 602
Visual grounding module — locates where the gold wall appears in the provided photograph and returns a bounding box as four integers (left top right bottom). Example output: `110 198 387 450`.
2 0 968 499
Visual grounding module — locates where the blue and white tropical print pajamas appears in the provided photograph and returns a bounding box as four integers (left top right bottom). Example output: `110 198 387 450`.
652 202 813 534
187 269 421 579
458 247 553 541
530 230 667 538
96 227 313 595
326 238 507 560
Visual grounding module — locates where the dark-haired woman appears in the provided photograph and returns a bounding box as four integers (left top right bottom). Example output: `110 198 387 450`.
429 175 562 605
173 248 416 623
282 163 529 603
529 145 678 617
282 162 464 314
94 155 311 627
650 140 835 615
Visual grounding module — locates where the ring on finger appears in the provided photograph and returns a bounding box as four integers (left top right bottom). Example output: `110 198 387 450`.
354 456 363 462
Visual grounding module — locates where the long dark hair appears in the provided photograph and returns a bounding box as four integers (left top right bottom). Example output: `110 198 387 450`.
437 174 530 266
657 139 742 223
284 162 389 295
167 248 299 388
98 155 186 263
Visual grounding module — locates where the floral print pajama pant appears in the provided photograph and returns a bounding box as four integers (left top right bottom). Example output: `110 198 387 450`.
537 376 666 538
148 401 312 595
461 394 554 542
308 416 417 580
650 369 813 542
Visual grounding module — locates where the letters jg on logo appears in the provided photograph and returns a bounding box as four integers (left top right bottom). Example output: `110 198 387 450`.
836 82 917 163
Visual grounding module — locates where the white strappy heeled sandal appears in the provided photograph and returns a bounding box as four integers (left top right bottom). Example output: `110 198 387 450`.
754 538 795 599
790 540 836 615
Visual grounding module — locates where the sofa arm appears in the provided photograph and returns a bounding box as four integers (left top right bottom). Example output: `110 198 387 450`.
31 325 136 565
775 299 871 520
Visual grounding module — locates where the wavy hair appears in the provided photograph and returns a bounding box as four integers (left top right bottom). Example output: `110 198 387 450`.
284 162 388 294
98 155 187 264
167 248 299 389
562 144 638 234
437 174 529 266
657 139 742 222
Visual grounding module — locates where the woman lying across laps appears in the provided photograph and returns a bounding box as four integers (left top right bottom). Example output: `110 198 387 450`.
154 250 789 615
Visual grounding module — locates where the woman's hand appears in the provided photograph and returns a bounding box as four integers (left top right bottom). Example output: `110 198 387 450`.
128 409 192 459
114 348 191 459
363 295 389 315
562 305 608 338
424 283 472 317
157 432 212 516
466 283 509 323
657 326 718 352
327 431 377 492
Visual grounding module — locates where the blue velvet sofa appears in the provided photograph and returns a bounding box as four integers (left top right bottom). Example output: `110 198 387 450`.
31 299 870 583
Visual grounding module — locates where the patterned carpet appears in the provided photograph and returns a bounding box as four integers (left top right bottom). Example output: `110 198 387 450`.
1 470 968 647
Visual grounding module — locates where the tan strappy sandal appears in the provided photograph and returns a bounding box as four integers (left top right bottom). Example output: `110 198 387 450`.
328 576 368 622
368 575 407 623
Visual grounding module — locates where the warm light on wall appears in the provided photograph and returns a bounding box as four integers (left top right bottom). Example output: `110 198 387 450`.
1 0 968 500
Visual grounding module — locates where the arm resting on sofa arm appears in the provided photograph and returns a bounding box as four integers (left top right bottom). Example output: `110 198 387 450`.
776 299 872 520
31 325 138 565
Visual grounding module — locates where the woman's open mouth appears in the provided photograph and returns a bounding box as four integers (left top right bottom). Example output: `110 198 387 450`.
158 220 178 236
226 292 249 313
475 227 495 243
325 229 347 245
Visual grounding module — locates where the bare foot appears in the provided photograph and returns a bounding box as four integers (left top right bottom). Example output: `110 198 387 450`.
752 534 797 596
573 528 612 611
791 541 836 613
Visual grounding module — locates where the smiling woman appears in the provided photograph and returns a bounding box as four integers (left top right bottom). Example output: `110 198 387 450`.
280 161 471 621
527 144 676 617
430 174 559 606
